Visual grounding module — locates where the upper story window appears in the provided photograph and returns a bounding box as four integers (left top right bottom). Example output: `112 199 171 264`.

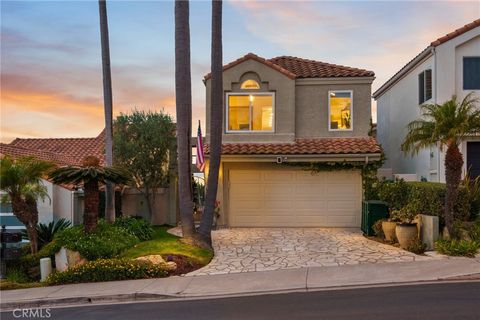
226 93 274 132
418 69 432 104
329 91 352 131
463 57 480 90
240 79 260 90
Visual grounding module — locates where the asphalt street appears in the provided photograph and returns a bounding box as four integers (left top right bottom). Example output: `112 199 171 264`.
2 282 479 320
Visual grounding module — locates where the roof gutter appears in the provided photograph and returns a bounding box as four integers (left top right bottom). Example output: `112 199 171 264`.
372 46 433 99
215 153 382 163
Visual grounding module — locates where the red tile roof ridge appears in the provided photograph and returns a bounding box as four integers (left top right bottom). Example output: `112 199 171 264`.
204 52 297 81
0 143 79 167
431 18 480 47
269 56 375 76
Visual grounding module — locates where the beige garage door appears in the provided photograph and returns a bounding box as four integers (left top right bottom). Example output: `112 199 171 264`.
228 169 362 227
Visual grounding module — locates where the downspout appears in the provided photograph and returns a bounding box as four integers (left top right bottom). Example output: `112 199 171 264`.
70 190 75 224
432 46 441 182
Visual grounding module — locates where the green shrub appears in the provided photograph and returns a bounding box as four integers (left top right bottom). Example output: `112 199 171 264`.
407 237 427 254
435 239 480 257
467 219 480 242
22 218 72 249
114 216 154 241
10 241 58 274
46 258 168 285
377 179 410 210
6 269 30 284
54 221 139 260
407 182 445 218
376 180 473 222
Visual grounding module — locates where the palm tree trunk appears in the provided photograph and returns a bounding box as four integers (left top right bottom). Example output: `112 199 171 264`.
198 0 223 246
11 196 39 254
174 0 195 238
84 179 100 233
444 143 463 237
98 0 116 223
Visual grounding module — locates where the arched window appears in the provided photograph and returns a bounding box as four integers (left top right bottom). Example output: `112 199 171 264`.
240 79 260 90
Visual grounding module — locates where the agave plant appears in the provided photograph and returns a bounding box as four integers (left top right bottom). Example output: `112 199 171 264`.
49 156 130 233
22 218 72 248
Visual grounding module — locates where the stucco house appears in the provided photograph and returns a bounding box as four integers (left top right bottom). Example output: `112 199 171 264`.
373 19 480 182
203 53 382 228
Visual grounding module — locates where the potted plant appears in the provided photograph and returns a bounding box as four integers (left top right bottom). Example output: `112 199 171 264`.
393 206 418 249
382 211 399 242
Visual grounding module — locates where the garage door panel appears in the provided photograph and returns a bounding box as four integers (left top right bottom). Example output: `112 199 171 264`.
263 171 295 182
228 169 361 227
328 200 358 211
232 200 264 210
230 184 263 196
295 184 326 195
230 171 262 182
294 200 327 210
326 184 358 198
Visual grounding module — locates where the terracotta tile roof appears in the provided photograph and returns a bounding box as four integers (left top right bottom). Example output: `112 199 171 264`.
9 130 105 166
0 143 78 167
205 137 381 156
431 19 480 46
203 53 374 80
268 56 375 78
204 53 296 81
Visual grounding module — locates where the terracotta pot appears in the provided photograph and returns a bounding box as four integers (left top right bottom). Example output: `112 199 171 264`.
395 223 418 249
382 221 397 242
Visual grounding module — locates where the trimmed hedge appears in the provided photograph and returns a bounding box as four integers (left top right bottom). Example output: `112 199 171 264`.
376 180 473 222
53 221 139 260
46 258 168 285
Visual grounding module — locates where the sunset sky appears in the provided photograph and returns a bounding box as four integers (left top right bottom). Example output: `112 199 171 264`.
1 0 479 143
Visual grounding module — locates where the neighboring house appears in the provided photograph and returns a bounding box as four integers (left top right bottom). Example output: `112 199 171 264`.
373 19 480 182
0 131 177 226
203 53 382 228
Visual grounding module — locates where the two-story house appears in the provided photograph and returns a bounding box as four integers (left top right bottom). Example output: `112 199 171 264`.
203 53 381 228
373 19 480 182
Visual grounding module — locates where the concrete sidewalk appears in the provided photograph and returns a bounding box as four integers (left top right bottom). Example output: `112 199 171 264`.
1 258 479 310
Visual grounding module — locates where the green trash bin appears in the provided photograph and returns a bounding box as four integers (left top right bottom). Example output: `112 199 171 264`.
361 200 388 236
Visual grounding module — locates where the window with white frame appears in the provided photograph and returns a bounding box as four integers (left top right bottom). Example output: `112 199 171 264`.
226 93 274 132
418 69 432 104
329 91 352 131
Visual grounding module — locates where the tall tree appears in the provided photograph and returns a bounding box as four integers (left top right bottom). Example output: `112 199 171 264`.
0 156 55 254
49 156 130 233
174 0 195 238
402 93 480 236
98 0 115 223
113 110 176 219
198 0 223 245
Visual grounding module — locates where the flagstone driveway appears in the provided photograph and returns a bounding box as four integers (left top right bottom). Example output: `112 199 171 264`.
187 228 440 276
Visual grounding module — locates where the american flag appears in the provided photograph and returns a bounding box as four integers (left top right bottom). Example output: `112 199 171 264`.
196 120 205 172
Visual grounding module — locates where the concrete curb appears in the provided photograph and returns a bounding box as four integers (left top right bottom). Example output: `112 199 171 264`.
1 259 479 311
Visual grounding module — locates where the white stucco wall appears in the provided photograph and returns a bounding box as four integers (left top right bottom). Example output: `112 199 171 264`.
376 26 480 182
52 185 74 222
376 56 434 181
37 179 54 224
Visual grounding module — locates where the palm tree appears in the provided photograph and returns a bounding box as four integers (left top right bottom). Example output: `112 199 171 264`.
0 156 55 254
174 0 195 238
49 156 130 233
198 0 223 246
402 93 480 235
98 0 116 223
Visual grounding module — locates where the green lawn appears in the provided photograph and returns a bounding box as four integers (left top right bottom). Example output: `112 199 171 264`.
121 226 213 265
